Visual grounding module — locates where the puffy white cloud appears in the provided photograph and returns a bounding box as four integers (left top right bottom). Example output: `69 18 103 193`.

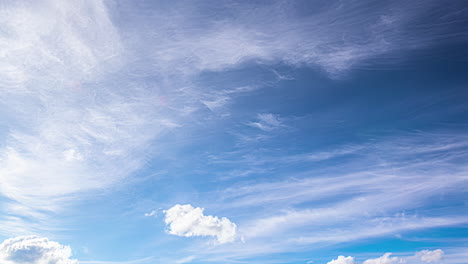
416 249 444 263
327 250 445 264
363 253 402 264
0 236 77 264
164 204 237 244
327 256 355 264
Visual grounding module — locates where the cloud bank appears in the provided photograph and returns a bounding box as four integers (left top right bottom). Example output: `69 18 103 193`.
164 204 237 244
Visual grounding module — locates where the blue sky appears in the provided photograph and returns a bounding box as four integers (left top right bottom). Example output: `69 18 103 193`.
0 0 467 263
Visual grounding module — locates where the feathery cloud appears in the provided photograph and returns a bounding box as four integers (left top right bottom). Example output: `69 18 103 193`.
247 113 284 131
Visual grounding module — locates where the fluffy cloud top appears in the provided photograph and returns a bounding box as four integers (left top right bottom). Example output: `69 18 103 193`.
0 236 77 264
164 204 237 244
329 250 444 264
327 256 355 264
363 253 402 264
416 250 444 263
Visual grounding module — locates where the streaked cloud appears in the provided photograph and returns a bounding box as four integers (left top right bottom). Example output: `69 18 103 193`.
0 0 183 234
129 0 468 76
144 210 159 217
0 0 466 263
185 132 468 261
247 113 284 131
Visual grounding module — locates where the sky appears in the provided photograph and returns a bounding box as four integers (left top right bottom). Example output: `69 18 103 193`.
0 0 467 263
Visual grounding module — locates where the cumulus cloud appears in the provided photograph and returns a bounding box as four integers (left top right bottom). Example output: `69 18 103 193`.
0 236 77 264
416 250 444 263
367 250 444 264
326 250 445 264
363 253 402 264
164 204 237 244
327 256 355 264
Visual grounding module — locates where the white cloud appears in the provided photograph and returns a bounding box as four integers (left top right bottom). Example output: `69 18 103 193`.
0 0 123 231
164 204 237 244
144 210 159 217
130 0 467 77
363 253 402 264
327 256 355 264
416 249 444 263
0 1 466 261
193 133 468 261
361 250 444 264
0 236 77 264
175 255 196 264
201 96 230 112
0 0 184 234
247 113 283 131
1 0 465 238
322 250 446 264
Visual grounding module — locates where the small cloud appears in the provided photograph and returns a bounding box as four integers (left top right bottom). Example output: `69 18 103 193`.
144 210 159 217
363 253 399 264
160 119 182 128
163 204 237 244
175 255 196 264
271 69 295 81
247 113 284 131
327 256 355 264
201 96 230 112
